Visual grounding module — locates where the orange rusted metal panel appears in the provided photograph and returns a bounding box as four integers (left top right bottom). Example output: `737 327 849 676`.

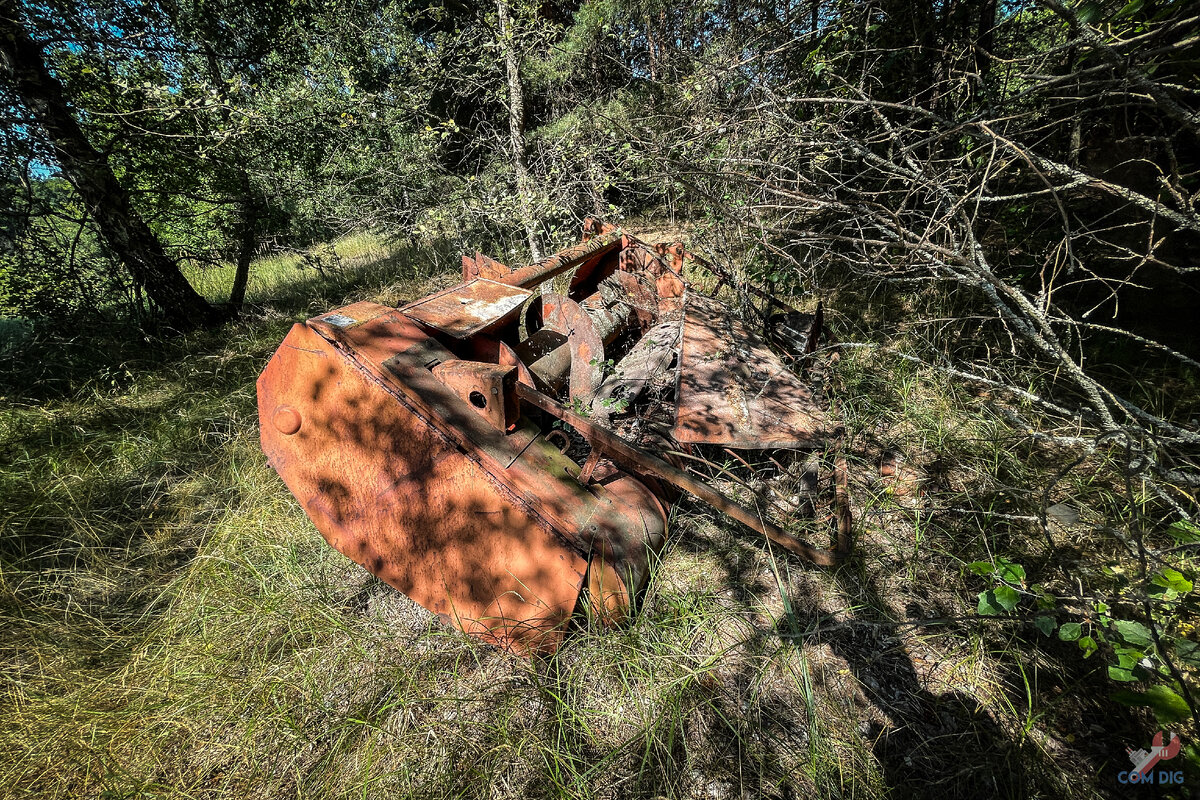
258 304 668 652
401 279 531 339
463 251 512 282
672 294 837 449
431 360 518 432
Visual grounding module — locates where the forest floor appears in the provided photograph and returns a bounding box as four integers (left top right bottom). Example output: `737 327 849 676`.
0 230 1185 799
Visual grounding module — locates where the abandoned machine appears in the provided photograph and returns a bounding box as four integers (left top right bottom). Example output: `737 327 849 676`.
257 219 850 653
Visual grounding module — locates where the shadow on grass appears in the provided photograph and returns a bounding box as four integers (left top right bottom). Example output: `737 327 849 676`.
0 244 449 681
652 471 1152 800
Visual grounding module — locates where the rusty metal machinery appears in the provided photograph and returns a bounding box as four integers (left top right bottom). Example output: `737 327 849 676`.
257 218 849 653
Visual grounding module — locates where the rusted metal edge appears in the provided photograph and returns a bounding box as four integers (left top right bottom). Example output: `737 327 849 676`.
499 231 623 290
516 383 849 567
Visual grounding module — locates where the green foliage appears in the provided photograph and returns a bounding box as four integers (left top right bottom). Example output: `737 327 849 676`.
971 557 1026 615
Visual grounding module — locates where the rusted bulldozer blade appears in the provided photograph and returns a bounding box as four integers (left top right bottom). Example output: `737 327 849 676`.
673 294 837 449
517 383 848 567
258 303 667 653
258 222 850 655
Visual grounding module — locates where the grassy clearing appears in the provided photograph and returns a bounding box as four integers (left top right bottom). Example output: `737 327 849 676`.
0 234 1194 799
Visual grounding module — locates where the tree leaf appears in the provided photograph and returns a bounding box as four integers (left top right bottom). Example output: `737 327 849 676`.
1111 686 1191 724
1176 639 1200 668
1153 568 1193 594
1112 619 1154 649
1108 664 1138 682
1115 0 1145 21
977 585 1019 615
1058 622 1082 641
994 558 1026 586
977 591 998 615
1034 616 1057 636
969 557 1025 585
1078 636 1098 657
1077 2 1103 24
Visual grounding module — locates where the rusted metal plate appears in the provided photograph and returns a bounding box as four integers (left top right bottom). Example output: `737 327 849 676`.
542 293 606 401
463 251 511 282
767 306 823 360
431 360 518 432
518 383 843 566
401 278 531 339
672 294 836 449
258 322 588 652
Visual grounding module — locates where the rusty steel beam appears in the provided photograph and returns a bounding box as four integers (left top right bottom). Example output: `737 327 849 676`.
499 231 623 290
515 383 849 566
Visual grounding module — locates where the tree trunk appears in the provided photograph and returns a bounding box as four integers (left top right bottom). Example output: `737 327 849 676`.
0 0 219 329
229 190 256 307
202 39 257 309
497 0 543 269
977 0 997 79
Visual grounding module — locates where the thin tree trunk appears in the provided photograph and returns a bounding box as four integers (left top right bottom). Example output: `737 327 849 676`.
0 0 219 329
977 0 997 79
229 186 256 307
497 0 543 269
647 20 657 81
202 40 257 309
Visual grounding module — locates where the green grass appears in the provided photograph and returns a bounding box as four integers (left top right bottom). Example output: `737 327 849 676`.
183 231 405 306
1 235 1195 799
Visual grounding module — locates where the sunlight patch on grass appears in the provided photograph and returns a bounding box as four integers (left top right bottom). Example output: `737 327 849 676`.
183 230 400 306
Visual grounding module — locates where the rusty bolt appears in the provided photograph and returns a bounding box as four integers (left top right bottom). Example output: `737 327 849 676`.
273 405 302 435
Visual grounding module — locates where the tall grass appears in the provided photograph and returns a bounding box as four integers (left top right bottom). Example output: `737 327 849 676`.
0 234 1177 799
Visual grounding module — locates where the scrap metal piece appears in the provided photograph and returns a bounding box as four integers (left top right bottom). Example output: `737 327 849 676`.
499 231 622 290
517 383 847 566
604 271 657 332
516 327 571 391
767 303 823 359
672 294 837 449
259 304 668 653
590 320 682 424
463 251 511 282
402 278 531 339
432 360 518 432
542 294 606 401
257 222 850 656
